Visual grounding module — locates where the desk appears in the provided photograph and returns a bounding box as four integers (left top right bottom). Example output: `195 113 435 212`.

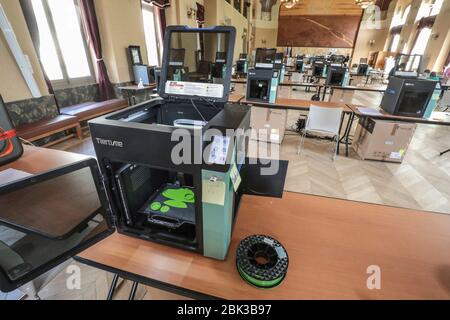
346 105 450 156
348 104 450 126
241 98 354 156
118 84 157 106
77 191 450 300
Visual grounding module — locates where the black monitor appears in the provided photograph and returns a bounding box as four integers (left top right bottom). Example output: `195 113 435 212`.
239 53 247 60
255 48 277 69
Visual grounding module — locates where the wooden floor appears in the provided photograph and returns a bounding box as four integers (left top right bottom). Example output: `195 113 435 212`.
24 87 450 300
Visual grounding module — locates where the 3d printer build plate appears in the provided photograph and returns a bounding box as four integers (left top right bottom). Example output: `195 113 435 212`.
139 183 196 228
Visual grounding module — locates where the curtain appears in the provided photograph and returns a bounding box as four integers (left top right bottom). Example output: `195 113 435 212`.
79 0 114 101
19 0 57 106
390 25 403 35
144 0 171 40
196 2 205 61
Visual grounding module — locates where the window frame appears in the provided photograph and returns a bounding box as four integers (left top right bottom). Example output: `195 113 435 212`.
37 0 96 89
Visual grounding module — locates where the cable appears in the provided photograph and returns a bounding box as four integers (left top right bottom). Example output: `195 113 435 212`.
191 95 220 111
190 99 206 122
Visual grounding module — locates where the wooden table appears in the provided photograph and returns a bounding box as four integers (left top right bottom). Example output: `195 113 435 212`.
0 146 95 239
118 84 157 106
77 191 450 300
241 98 354 156
228 93 244 104
348 104 450 127
321 85 387 101
0 145 89 176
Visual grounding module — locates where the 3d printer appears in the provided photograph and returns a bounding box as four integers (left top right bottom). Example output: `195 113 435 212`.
295 55 304 73
246 48 280 104
89 26 287 261
326 65 350 87
128 45 157 86
381 76 438 118
235 53 248 76
312 59 327 78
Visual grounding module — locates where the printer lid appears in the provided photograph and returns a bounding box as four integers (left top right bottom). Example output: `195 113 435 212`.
159 25 236 104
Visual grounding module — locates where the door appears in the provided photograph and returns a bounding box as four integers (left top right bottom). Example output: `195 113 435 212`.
0 159 114 292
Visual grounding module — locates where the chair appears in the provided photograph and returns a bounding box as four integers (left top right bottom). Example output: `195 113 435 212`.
297 105 343 160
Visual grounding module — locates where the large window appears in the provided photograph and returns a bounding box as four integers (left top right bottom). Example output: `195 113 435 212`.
416 0 443 21
31 0 94 87
142 2 163 66
390 34 401 52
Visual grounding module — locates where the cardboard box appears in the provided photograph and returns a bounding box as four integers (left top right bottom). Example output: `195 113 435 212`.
329 88 355 104
250 107 287 144
352 118 417 163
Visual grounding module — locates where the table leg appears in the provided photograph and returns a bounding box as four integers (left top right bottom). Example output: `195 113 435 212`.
344 113 356 157
128 282 139 300
107 274 120 300
337 112 345 156
338 112 355 157
322 86 327 101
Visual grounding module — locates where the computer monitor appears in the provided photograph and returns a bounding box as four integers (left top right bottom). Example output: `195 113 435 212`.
239 53 247 61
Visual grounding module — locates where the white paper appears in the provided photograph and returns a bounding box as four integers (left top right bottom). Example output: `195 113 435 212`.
208 136 231 165
0 169 32 186
357 107 382 116
165 81 224 98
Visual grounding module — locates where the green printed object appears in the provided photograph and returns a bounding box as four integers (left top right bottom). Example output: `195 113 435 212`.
164 199 188 209
160 206 170 213
150 202 162 211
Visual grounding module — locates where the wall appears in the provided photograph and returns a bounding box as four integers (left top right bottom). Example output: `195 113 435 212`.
0 0 49 102
352 2 395 64
424 0 450 71
203 0 249 62
95 0 148 84
251 0 280 51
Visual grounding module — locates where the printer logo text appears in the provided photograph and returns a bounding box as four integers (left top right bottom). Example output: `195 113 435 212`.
95 138 124 148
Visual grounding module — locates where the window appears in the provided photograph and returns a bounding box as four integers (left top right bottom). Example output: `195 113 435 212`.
142 2 163 66
31 0 94 87
411 27 432 55
390 5 411 29
416 0 443 21
390 34 401 52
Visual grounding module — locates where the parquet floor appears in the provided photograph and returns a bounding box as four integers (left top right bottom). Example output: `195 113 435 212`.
17 86 450 300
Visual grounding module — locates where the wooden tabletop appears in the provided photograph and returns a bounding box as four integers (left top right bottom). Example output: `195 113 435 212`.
348 104 450 126
329 85 387 92
241 98 352 112
118 84 157 91
0 145 90 176
228 93 245 104
77 191 450 299
0 146 97 239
